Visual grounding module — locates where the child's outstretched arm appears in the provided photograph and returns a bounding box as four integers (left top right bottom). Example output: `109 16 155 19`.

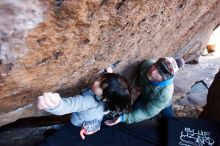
37 92 96 115
37 92 61 110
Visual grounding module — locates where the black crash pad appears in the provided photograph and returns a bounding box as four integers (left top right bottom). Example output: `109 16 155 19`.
39 120 162 146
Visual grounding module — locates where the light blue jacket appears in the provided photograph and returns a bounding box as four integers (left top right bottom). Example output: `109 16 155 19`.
46 87 107 132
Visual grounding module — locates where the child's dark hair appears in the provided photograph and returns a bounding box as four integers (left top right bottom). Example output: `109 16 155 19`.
100 73 132 112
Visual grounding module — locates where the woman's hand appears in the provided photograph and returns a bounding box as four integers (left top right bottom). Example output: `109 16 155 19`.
104 117 121 126
133 87 141 101
37 92 61 110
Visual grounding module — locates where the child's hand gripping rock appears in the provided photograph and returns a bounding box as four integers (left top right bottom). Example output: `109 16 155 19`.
37 92 61 110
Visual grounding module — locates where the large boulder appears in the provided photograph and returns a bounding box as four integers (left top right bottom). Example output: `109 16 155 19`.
201 70 220 123
0 0 220 126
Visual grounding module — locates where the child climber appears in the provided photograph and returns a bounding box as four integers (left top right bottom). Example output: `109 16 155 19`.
37 70 132 140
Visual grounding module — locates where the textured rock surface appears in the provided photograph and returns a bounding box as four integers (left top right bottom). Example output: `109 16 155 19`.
173 55 220 117
201 70 220 123
0 0 220 126
173 56 220 100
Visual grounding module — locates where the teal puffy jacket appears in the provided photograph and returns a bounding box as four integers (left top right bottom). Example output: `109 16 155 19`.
123 59 174 123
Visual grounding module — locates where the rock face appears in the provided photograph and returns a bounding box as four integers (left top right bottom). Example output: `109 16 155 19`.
0 0 220 126
172 55 220 118
173 56 220 100
201 70 220 123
